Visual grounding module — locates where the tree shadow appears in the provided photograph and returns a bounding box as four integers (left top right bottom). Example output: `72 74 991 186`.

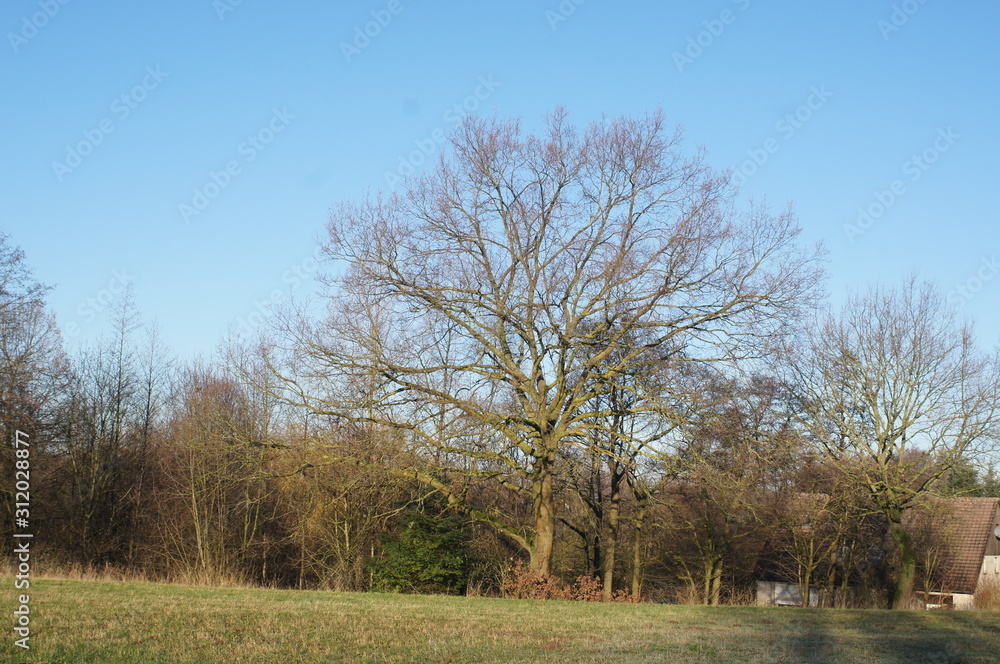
806 609 986 664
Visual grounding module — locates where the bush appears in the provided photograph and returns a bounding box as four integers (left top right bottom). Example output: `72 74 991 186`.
500 560 638 602
367 509 468 594
974 579 1000 611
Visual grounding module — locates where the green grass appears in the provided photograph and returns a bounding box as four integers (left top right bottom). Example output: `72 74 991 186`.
3 578 999 663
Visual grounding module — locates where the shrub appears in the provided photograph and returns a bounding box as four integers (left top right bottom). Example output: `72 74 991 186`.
974 579 1000 611
367 509 468 594
500 560 638 602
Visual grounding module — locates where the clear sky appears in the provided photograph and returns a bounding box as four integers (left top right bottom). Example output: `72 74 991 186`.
3 0 998 361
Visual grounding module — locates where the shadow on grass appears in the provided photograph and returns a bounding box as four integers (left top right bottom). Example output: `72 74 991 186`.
780 609 838 664
839 609 987 664
760 607 997 664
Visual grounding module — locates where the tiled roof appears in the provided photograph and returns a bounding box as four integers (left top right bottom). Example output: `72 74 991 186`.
932 497 1000 595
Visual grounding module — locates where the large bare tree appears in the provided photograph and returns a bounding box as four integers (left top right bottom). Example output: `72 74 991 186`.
791 278 1000 608
255 109 824 575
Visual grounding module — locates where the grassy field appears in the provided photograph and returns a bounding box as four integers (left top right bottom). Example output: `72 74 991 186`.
2 578 999 663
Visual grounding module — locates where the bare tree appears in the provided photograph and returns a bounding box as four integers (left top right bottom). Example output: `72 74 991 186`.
0 235 64 438
60 293 145 562
271 426 416 591
154 364 275 583
0 235 67 557
252 109 824 575
662 376 795 604
0 234 48 327
776 488 865 609
562 327 686 598
791 278 1000 608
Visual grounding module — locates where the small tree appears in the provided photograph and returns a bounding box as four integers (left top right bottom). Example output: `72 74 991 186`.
155 365 274 583
368 508 468 594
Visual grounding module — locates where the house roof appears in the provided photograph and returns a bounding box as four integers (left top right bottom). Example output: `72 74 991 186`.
933 497 1000 595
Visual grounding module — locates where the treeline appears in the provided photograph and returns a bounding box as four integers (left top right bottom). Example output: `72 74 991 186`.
2 289 995 605
3 112 999 609
2 237 998 606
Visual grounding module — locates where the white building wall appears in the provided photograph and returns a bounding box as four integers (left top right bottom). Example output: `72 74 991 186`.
755 581 818 607
954 593 975 610
980 555 1000 578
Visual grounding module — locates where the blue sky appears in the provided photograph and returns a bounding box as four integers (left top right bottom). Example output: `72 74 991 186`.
3 0 998 360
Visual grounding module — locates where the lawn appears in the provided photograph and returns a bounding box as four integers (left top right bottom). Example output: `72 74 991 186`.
3 578 999 663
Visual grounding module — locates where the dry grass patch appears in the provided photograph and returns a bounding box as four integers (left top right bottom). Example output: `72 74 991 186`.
974 579 1000 611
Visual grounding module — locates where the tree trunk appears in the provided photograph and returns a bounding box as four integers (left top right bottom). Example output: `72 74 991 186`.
713 559 724 605
602 466 621 600
587 532 598 578
530 454 556 576
799 563 812 608
586 446 603 579
889 518 916 609
838 541 855 609
798 538 814 608
630 487 649 597
706 557 723 605
822 553 837 608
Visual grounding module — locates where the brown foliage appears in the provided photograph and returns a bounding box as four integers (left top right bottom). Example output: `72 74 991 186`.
973 579 1000 611
500 560 638 602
